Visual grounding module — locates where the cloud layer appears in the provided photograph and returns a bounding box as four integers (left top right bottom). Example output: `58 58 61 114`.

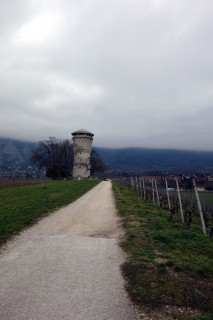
0 0 213 150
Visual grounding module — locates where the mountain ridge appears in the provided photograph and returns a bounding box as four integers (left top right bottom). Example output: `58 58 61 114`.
0 137 213 174
94 146 213 173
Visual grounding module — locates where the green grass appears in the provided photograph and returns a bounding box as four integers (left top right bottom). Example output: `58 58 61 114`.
182 191 213 205
113 182 213 320
0 180 99 245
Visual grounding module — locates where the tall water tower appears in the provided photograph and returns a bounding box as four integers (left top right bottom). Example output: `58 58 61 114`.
71 129 94 179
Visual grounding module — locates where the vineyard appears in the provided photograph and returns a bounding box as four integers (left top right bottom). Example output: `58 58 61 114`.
116 176 213 238
112 180 213 319
0 179 51 189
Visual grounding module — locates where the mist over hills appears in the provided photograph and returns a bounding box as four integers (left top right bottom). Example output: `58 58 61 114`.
0 137 213 175
0 138 35 170
95 147 213 173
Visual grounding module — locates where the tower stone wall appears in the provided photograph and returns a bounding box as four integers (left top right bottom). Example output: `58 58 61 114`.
72 129 94 178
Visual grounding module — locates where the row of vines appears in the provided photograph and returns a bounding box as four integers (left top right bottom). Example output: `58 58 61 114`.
0 179 51 189
115 176 213 238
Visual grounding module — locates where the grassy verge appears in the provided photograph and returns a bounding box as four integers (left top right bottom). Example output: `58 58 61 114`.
112 182 213 320
0 180 99 246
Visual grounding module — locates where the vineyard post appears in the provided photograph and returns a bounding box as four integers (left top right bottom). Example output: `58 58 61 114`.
176 178 184 223
124 177 127 187
154 179 160 207
193 179 207 236
142 177 146 200
127 177 131 188
139 178 142 196
152 178 155 205
123 178 126 187
135 176 139 192
131 177 134 189
165 178 171 211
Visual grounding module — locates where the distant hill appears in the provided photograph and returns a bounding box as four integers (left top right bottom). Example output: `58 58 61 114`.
1 138 213 175
95 147 213 173
0 138 36 171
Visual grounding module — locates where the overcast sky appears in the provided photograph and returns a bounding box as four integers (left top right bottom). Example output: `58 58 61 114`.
0 0 213 150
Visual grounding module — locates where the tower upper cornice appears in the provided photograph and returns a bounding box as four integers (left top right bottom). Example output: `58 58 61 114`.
72 128 94 137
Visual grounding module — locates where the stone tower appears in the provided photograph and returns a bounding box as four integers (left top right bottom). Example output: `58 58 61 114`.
72 128 94 179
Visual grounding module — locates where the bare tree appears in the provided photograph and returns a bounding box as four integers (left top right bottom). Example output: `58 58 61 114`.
90 149 109 176
31 137 73 179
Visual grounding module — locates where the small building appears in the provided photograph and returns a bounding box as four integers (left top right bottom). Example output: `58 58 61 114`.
197 186 205 192
167 187 175 192
72 128 94 179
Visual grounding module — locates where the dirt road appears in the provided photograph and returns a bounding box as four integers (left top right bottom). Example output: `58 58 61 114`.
0 181 139 320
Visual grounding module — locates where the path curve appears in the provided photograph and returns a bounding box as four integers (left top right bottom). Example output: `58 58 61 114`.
0 181 139 320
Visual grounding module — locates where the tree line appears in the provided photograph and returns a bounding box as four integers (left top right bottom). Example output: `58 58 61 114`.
31 137 108 180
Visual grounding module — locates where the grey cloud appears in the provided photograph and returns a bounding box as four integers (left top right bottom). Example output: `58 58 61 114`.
0 0 213 150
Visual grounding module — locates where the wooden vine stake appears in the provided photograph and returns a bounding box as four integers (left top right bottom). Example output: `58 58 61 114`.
139 178 142 196
131 177 134 189
135 177 139 192
142 177 146 200
193 179 207 236
165 178 171 211
152 178 155 205
175 178 184 223
154 179 160 207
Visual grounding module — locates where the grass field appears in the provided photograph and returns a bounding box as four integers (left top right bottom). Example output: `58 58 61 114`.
0 180 99 246
113 182 213 320
181 191 213 206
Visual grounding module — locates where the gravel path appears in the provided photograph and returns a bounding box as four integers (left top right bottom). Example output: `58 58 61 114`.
0 181 139 320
